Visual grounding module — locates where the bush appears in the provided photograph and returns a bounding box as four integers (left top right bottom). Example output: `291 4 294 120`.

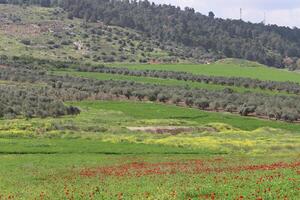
61 40 72 45
20 39 31 45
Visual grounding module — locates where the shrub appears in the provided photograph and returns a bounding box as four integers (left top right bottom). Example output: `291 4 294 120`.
20 39 31 45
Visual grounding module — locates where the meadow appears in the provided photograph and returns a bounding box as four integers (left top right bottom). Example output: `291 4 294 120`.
111 60 300 83
0 100 299 199
0 152 299 199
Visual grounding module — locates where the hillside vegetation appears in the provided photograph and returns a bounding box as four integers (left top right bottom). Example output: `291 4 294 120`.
60 0 300 69
0 4 186 64
2 1 300 68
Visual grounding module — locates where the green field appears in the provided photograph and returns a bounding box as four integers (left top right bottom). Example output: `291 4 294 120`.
111 62 300 83
73 101 300 132
2 100 300 135
0 151 299 199
0 100 299 199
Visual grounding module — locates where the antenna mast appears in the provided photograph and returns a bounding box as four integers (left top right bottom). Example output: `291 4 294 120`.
240 8 242 20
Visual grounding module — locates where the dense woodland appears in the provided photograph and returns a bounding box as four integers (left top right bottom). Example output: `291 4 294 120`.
1 66 300 122
1 0 300 68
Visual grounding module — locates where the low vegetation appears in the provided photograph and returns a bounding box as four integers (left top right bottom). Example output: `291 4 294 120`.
0 4 189 64
0 101 299 199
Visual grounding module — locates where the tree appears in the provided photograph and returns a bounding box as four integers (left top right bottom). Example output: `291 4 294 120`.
20 39 31 45
238 105 256 116
195 99 209 109
283 57 294 66
208 11 215 19
296 59 300 69
40 0 51 7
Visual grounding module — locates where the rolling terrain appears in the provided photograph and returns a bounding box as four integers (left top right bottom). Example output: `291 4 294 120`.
0 2 299 200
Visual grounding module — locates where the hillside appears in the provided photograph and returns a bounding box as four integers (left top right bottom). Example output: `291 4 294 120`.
61 0 300 69
1 1 300 69
0 4 192 64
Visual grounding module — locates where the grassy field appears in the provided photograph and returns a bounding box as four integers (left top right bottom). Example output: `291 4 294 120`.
0 100 299 199
2 100 300 135
0 152 299 199
111 61 300 83
73 101 300 132
1 100 300 155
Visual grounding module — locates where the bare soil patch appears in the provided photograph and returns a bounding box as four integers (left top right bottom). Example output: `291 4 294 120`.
0 21 64 37
127 126 216 134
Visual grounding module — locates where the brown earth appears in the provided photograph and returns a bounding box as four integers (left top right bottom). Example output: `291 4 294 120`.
127 126 216 134
0 21 64 37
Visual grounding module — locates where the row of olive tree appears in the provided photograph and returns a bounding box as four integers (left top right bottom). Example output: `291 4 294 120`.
1 67 300 122
0 85 80 119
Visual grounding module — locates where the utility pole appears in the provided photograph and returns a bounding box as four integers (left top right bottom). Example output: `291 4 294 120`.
240 8 242 20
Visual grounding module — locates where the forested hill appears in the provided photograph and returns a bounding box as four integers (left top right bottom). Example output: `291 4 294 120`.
2 0 300 69
62 0 300 69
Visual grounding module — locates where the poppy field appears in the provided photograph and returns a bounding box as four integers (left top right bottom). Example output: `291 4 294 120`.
0 101 299 199
0 152 299 199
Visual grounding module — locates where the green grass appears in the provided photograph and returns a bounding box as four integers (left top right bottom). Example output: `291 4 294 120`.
0 101 299 199
73 100 300 132
0 150 298 199
0 138 208 155
54 70 292 96
2 99 300 135
111 63 300 83
1 100 300 154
